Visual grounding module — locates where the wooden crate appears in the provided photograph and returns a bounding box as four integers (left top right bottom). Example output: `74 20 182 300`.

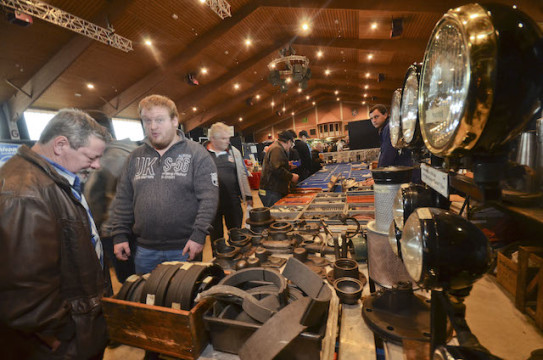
102 297 212 359
497 251 518 296
515 246 543 331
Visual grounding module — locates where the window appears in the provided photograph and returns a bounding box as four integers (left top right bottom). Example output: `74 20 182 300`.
23 110 144 141
112 118 144 141
24 110 55 140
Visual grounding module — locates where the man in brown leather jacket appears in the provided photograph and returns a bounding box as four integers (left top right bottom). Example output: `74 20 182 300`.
0 109 111 359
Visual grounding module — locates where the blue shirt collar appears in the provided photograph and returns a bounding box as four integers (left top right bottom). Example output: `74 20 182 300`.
41 156 79 187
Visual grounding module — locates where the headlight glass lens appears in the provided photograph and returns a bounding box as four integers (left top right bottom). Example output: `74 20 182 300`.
419 18 470 151
388 221 399 256
389 88 403 148
392 187 405 231
401 211 424 282
401 70 419 144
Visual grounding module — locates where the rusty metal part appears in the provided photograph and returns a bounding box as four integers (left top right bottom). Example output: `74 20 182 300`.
362 281 432 344
334 277 364 305
214 238 240 259
269 221 293 233
333 258 359 279
247 257 261 268
246 207 275 226
282 257 332 327
238 297 312 360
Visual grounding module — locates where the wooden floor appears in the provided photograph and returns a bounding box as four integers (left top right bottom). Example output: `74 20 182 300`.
105 190 543 360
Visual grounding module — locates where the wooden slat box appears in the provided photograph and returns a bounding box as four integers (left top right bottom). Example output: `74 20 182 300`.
102 297 212 359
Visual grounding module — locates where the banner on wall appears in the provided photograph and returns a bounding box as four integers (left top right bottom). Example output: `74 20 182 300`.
0 143 21 168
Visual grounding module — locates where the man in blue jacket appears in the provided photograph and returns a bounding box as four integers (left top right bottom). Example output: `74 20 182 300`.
370 104 413 168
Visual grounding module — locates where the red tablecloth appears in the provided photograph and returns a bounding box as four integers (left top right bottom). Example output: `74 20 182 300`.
248 171 261 190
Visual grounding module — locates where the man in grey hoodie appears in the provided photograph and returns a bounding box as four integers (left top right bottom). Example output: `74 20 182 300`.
111 95 218 274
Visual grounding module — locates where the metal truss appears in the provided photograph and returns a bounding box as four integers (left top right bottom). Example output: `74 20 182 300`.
0 0 133 52
203 0 231 19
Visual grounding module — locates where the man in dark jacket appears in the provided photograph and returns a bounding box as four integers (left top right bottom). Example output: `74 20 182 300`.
370 104 413 168
259 130 299 207
0 109 111 359
293 130 312 181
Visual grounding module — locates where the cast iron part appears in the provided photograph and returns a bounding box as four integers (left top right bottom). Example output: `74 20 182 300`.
214 238 240 259
362 281 432 344
334 277 364 305
269 221 293 233
293 247 308 262
333 258 359 279
246 207 275 226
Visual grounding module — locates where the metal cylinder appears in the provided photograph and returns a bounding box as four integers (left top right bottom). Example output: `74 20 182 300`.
371 166 413 233
516 130 536 168
366 220 413 288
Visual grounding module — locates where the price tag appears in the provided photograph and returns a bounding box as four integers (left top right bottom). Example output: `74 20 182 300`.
421 163 449 198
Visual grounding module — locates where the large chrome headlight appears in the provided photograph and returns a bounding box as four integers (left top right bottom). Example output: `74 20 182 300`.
419 3 543 157
389 88 404 149
401 207 491 290
400 64 423 148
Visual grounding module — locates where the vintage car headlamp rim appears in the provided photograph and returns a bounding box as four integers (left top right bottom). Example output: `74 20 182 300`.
387 221 401 257
419 3 491 157
400 210 424 282
419 3 543 157
389 88 405 149
400 64 423 148
401 207 491 290
392 184 408 231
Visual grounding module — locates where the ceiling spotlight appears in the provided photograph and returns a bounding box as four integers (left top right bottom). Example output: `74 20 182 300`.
144 39 152 46
301 22 310 31
192 107 197 112
271 101 275 106
365 72 370 78
312 101 316 105
270 63 276 69
306 95 310 100
317 50 323 58
336 97 340 101
371 22 378 30
199 0 205 3
362 101 366 105
234 83 240 89
245 38 252 46
285 77 292 84
364 85 369 89
201 67 208 74
282 106 286 111
87 83 94 89
239 117 243 121
325 69 331 76
291 111 295 115
256 94 260 99
363 93 368 97
368 54 373 60
334 90 339 95
297 88 302 93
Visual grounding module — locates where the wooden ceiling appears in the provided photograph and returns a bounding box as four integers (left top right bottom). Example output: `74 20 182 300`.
1 0 542 136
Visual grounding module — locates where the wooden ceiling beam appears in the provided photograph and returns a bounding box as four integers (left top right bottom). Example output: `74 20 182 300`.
182 80 269 132
293 37 427 53
4 0 132 124
311 62 416 78
260 0 468 12
100 1 260 117
175 37 290 114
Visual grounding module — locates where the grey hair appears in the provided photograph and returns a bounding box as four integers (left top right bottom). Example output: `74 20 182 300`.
209 122 231 139
38 109 111 149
